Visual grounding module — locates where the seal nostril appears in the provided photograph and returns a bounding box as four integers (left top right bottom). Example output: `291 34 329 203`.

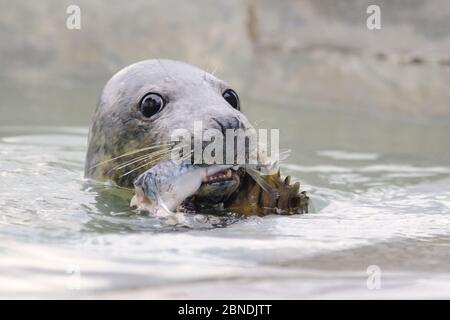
211 117 227 135
232 116 242 130
211 116 240 134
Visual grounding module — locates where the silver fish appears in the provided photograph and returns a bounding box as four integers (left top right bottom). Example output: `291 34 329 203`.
131 160 232 216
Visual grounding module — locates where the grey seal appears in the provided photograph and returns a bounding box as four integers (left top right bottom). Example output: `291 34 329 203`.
85 59 308 214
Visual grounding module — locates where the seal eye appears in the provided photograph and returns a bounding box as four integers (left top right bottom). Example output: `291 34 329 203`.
223 89 240 110
139 93 165 118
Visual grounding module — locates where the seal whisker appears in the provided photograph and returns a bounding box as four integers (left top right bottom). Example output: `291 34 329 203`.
89 142 175 169
119 154 171 178
112 145 184 172
112 147 173 170
119 147 193 178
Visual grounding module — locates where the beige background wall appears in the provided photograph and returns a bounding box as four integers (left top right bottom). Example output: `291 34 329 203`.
1 0 449 124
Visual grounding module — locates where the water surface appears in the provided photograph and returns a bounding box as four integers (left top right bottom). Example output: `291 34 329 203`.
1 101 450 299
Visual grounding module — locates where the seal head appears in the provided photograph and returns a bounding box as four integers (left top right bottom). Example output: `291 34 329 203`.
85 59 253 203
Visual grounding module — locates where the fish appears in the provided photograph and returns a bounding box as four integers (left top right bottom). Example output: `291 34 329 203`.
130 160 233 217
130 150 307 220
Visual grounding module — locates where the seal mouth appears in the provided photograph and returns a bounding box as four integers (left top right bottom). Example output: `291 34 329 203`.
194 166 241 204
202 168 234 184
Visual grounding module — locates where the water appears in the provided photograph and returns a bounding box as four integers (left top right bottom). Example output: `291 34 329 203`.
1 101 450 299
